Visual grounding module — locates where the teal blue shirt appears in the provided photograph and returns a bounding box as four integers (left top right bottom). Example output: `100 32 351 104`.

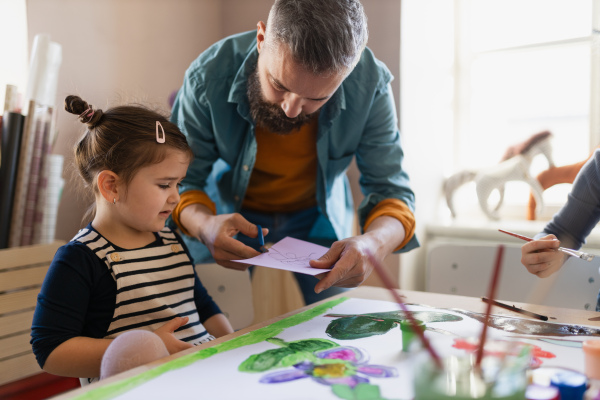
171 31 419 262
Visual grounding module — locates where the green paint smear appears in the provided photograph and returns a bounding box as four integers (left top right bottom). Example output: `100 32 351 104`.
72 297 348 400
332 383 400 400
325 311 462 340
327 316 397 339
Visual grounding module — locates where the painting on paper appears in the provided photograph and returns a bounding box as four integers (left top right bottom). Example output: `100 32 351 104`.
76 298 589 400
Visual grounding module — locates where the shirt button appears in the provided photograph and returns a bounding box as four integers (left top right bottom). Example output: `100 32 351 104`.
243 165 249 171
171 244 182 252
110 253 121 262
234 195 240 201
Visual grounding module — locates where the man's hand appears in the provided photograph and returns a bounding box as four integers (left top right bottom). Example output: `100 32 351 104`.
521 234 566 278
309 236 377 292
153 317 194 355
180 204 268 270
310 215 405 293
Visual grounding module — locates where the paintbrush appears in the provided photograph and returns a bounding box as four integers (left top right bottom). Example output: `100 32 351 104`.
366 250 443 369
481 297 549 321
475 244 505 370
498 229 594 262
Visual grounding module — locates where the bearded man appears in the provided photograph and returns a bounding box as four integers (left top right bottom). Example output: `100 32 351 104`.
171 0 419 305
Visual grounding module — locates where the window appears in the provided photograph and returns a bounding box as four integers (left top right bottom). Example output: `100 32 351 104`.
0 0 28 112
402 0 599 221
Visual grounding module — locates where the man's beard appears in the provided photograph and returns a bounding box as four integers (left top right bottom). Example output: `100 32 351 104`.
247 68 315 134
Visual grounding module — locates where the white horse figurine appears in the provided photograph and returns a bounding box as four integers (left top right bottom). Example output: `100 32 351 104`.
444 131 555 220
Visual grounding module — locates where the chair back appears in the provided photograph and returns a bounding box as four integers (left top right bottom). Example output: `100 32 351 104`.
0 241 64 386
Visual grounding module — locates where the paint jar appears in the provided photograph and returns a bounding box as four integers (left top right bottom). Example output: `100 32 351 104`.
584 340 600 380
399 319 425 352
550 370 587 400
413 340 530 400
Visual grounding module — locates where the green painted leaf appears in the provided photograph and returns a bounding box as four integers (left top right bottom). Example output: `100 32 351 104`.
238 347 294 372
287 338 339 353
326 311 463 323
238 338 340 372
332 383 398 400
331 384 355 400
278 352 316 368
354 383 384 400
326 316 396 340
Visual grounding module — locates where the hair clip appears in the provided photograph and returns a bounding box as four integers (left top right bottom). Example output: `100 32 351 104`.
156 121 165 143
79 105 95 123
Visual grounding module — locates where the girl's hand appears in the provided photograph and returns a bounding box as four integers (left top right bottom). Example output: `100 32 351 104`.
153 317 194 354
521 234 566 278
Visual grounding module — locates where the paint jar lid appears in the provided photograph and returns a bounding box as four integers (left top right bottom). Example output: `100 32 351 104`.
525 384 560 400
550 370 587 400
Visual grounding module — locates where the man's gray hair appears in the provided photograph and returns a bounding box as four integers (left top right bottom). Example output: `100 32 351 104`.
265 0 368 76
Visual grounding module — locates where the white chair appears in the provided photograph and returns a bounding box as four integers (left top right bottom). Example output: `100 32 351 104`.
426 241 600 311
0 241 65 386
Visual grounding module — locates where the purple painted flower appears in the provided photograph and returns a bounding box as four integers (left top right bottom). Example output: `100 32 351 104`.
259 346 397 388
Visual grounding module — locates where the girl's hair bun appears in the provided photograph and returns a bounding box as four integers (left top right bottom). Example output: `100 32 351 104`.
64 95 103 128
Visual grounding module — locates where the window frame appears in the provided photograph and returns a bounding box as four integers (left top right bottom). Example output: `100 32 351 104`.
449 0 600 219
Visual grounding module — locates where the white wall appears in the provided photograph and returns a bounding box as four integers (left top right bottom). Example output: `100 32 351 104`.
26 0 403 265
400 0 455 291
27 0 223 239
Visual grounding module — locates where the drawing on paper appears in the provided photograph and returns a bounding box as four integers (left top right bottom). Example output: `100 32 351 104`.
74 298 590 400
267 247 320 266
239 337 398 400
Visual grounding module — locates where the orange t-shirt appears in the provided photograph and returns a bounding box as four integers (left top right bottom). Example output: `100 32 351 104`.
242 118 318 212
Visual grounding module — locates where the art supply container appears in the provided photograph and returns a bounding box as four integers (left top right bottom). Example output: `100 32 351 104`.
550 370 587 400
400 319 425 352
584 340 600 380
413 340 530 400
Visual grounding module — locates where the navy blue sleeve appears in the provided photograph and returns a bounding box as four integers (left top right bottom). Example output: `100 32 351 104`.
542 149 600 249
193 273 223 322
30 242 116 368
173 229 222 322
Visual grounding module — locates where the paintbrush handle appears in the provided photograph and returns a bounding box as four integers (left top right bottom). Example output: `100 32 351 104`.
498 229 594 262
498 229 532 242
481 297 548 321
475 244 505 369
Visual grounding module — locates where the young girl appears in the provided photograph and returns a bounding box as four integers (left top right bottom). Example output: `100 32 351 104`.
30 95 233 384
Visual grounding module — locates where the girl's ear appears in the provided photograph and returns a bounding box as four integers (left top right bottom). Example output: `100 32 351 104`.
97 170 120 204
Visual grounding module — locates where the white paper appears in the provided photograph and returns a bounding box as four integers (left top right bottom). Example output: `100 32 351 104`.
233 236 332 276
107 298 588 400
